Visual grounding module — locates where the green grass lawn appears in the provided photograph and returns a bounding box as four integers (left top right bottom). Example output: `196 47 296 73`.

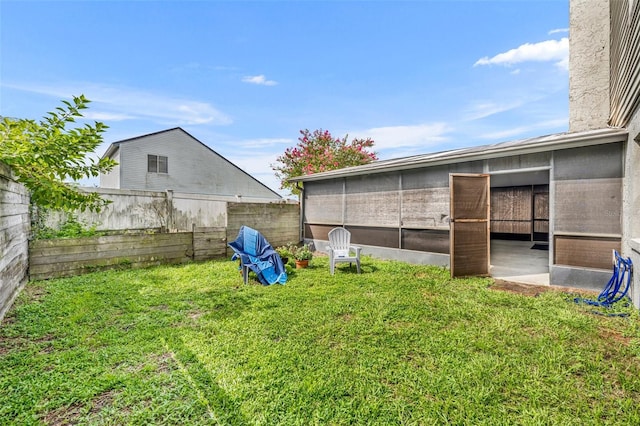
2 256 640 425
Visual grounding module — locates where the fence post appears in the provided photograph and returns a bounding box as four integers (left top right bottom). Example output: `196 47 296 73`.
166 189 174 231
191 223 196 260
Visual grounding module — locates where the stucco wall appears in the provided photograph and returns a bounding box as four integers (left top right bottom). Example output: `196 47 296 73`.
45 188 228 232
569 0 610 131
623 109 640 307
44 187 296 233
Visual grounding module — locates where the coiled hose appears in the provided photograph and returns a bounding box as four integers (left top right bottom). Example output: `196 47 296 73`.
574 250 633 310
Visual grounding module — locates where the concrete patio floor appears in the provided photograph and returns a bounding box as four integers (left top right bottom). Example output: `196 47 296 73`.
490 239 550 286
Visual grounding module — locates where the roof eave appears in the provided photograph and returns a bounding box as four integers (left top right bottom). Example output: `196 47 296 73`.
289 128 629 182
102 143 120 159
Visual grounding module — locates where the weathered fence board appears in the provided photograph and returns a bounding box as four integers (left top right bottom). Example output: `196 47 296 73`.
0 162 30 321
226 202 300 248
193 227 227 261
30 233 191 257
29 233 196 280
28 227 234 280
30 241 193 266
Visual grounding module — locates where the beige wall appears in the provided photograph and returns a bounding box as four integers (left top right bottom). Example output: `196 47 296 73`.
569 0 610 131
624 111 640 307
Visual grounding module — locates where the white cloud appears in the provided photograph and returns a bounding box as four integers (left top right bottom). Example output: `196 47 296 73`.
478 118 568 140
241 75 278 86
463 100 525 121
548 28 569 35
82 111 135 121
474 37 568 71
236 137 294 149
356 123 451 151
3 81 232 125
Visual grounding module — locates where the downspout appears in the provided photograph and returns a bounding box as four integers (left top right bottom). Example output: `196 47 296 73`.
296 182 304 244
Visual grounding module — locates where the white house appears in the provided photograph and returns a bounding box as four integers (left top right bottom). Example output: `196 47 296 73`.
100 127 281 201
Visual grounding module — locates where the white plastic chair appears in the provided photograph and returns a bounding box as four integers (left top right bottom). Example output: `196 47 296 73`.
327 227 361 275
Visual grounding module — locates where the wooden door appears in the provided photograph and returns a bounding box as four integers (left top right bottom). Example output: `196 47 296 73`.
449 173 490 277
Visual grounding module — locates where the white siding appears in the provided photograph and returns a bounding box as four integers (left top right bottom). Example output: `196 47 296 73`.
100 147 120 188
115 129 280 200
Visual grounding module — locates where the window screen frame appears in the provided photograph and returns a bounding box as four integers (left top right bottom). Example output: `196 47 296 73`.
147 154 168 174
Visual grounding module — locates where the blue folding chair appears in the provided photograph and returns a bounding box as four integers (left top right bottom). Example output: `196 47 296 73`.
228 226 287 285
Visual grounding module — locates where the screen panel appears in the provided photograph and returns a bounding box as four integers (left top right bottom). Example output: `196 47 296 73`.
402 229 450 253
554 235 621 270
554 179 622 235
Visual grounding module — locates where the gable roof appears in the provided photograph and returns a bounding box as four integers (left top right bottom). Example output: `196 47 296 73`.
102 127 281 198
289 127 629 182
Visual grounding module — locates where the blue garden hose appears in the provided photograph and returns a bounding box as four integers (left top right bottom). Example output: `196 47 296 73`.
574 250 633 312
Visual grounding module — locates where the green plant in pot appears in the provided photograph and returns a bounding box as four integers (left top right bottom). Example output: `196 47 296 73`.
275 246 293 264
293 244 313 268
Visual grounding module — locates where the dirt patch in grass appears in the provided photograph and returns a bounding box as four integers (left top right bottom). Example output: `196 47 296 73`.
23 284 48 303
1 312 17 326
42 390 118 425
153 352 175 373
339 313 354 322
151 304 169 311
89 389 117 414
188 310 204 320
599 327 632 346
490 279 597 298
43 402 84 426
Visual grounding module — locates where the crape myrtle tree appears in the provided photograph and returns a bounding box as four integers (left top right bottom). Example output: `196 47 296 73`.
0 95 117 212
272 128 378 196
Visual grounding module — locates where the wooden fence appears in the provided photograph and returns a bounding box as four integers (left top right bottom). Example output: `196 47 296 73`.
29 227 226 281
0 163 30 321
227 202 300 248
29 201 300 281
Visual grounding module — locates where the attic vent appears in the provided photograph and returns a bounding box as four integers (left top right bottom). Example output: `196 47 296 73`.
148 154 168 174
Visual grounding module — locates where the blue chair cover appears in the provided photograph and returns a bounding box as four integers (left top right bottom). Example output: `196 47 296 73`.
228 226 287 285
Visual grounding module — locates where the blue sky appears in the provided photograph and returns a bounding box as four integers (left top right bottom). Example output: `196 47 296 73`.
1 0 569 197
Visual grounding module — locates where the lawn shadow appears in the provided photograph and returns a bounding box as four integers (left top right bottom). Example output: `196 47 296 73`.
164 335 248 425
329 263 379 275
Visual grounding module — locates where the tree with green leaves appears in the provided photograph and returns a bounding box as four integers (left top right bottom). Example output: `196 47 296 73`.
272 129 378 196
0 95 117 212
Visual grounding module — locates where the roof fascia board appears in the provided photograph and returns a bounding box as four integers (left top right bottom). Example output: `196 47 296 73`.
103 143 120 159
291 129 628 182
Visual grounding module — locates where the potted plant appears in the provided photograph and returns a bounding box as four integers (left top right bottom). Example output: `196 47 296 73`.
292 244 313 269
275 245 293 265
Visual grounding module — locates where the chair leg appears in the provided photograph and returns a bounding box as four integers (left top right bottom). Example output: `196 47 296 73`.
242 264 250 284
356 259 361 274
